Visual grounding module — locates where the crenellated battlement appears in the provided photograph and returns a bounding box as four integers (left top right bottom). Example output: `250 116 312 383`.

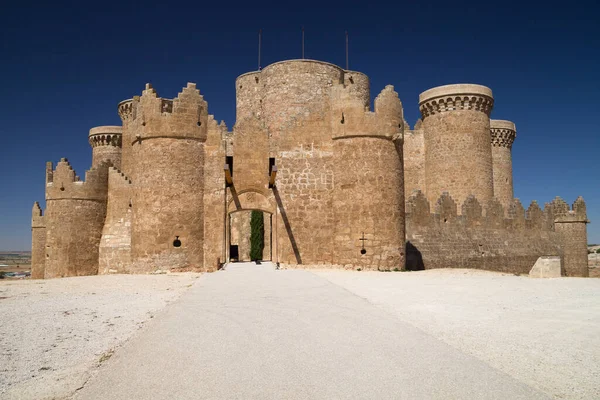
331 85 403 141
553 196 589 223
119 83 209 144
45 158 110 201
419 84 494 119
406 190 586 231
490 119 517 149
108 166 132 186
31 202 45 228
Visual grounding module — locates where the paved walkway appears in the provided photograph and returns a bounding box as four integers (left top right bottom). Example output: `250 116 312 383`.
76 263 547 399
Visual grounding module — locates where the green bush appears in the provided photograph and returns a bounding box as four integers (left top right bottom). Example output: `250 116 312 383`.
596 249 600 254
250 211 264 261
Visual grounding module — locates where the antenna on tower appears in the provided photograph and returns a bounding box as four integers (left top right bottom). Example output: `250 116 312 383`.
345 31 349 70
258 29 262 71
302 26 305 59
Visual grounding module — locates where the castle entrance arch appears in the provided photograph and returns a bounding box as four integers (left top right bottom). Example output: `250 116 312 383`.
226 189 277 263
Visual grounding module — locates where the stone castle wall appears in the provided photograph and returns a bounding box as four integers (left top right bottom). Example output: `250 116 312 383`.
98 167 132 274
203 117 228 271
44 159 109 278
403 120 425 197
125 83 208 272
30 202 46 279
406 191 588 276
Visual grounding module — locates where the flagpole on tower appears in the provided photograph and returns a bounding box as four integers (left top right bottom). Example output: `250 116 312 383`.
345 31 349 70
302 26 305 59
258 29 262 70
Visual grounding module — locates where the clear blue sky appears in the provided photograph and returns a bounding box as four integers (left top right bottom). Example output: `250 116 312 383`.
1 1 598 250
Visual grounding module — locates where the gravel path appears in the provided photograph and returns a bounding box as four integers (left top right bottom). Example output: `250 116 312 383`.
315 269 600 400
75 263 545 399
0 273 201 400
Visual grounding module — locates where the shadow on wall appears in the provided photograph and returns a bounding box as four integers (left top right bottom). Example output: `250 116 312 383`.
272 186 302 264
406 241 424 271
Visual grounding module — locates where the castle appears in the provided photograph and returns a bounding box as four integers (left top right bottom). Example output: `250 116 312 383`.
30 59 590 279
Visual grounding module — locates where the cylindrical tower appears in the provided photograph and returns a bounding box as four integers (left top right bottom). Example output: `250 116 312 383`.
44 158 109 278
128 83 208 272
118 98 137 179
233 71 269 189
332 85 405 270
261 60 345 264
490 120 516 208
419 84 494 206
88 126 123 169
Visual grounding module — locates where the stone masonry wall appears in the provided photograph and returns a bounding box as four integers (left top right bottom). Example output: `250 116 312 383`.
44 159 109 278
262 60 342 264
203 117 228 270
230 211 251 261
30 202 46 279
553 197 589 277
406 191 588 275
98 167 132 274
403 120 425 198
128 83 207 272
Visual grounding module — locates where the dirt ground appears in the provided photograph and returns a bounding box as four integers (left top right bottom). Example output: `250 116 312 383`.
0 273 201 400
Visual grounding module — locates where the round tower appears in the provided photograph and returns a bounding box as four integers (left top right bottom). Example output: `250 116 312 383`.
233 71 269 189
490 120 516 208
118 99 136 178
89 126 123 169
332 85 405 270
44 158 109 278
127 83 208 272
419 84 495 206
260 60 345 264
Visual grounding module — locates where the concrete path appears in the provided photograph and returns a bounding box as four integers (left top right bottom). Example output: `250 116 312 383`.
76 263 547 399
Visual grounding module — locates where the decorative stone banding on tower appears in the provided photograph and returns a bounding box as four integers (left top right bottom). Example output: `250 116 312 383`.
419 84 495 207
89 126 123 169
419 84 494 119
490 120 517 208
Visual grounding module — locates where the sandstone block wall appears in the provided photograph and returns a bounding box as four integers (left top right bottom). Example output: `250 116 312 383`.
98 167 132 274
403 120 425 198
490 120 516 208
127 84 207 272
44 159 109 278
30 202 46 279
419 84 495 206
406 191 589 276
203 117 228 270
553 197 589 277
331 85 405 270
230 211 251 261
262 60 340 264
